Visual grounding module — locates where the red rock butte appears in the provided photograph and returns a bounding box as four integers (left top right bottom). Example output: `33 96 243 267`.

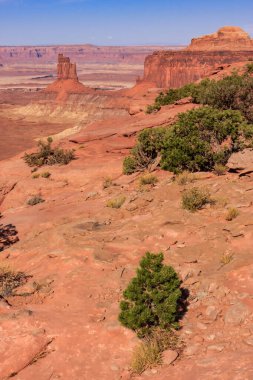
45 54 89 98
187 26 253 51
141 26 253 88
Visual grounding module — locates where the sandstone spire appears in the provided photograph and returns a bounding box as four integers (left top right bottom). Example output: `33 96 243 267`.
57 54 78 80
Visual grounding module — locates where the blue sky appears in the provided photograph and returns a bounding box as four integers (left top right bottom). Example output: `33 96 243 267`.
0 0 253 46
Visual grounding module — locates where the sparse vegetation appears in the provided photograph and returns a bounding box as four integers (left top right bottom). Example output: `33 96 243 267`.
246 63 253 74
130 329 179 375
32 173 40 179
147 72 253 123
119 252 182 337
175 171 196 186
41 171 51 178
27 195 45 206
24 137 75 167
123 128 166 174
220 252 234 266
103 177 113 189
225 207 239 221
146 83 197 113
0 223 19 252
0 265 29 298
139 173 158 186
213 164 227 176
182 187 212 212
124 107 253 175
107 195 126 209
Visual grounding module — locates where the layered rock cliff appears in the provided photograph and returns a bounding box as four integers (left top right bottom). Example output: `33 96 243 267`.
141 26 253 88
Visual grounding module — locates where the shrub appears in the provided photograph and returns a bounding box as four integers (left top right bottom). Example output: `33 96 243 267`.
41 172 51 178
146 104 161 114
27 196 45 206
107 195 126 209
123 128 166 174
225 207 239 221
139 174 158 186
161 107 250 173
148 73 253 123
124 107 253 174
32 173 40 179
193 73 253 123
213 164 227 176
103 177 113 189
175 171 196 186
182 187 212 212
0 266 29 298
246 63 253 74
24 137 75 167
119 252 182 337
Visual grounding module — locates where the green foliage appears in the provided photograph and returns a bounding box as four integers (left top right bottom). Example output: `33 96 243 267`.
161 107 248 172
182 187 212 212
123 128 166 174
124 107 253 174
148 73 253 123
119 252 182 337
246 63 253 74
24 137 75 167
146 84 197 113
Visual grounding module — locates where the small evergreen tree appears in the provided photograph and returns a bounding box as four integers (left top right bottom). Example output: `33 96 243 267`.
119 252 182 337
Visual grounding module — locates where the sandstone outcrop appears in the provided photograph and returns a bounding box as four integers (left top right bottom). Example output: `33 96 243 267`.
187 26 253 51
45 54 89 99
141 26 253 88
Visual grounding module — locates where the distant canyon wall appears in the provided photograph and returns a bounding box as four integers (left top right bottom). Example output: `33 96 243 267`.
0 45 184 65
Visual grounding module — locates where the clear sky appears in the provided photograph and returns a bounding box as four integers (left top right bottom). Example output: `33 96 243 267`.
0 0 253 46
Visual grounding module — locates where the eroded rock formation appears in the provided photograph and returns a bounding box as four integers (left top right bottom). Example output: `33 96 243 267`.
187 26 253 51
141 26 253 88
45 54 89 99
57 54 78 80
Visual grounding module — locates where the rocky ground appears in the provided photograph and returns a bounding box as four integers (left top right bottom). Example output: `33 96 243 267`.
1 86 253 380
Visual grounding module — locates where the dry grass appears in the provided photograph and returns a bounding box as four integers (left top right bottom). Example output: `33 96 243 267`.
130 329 180 375
139 174 158 186
213 164 227 176
107 195 126 209
225 207 239 221
220 252 234 266
175 171 196 186
0 265 29 298
103 177 113 189
182 187 213 212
